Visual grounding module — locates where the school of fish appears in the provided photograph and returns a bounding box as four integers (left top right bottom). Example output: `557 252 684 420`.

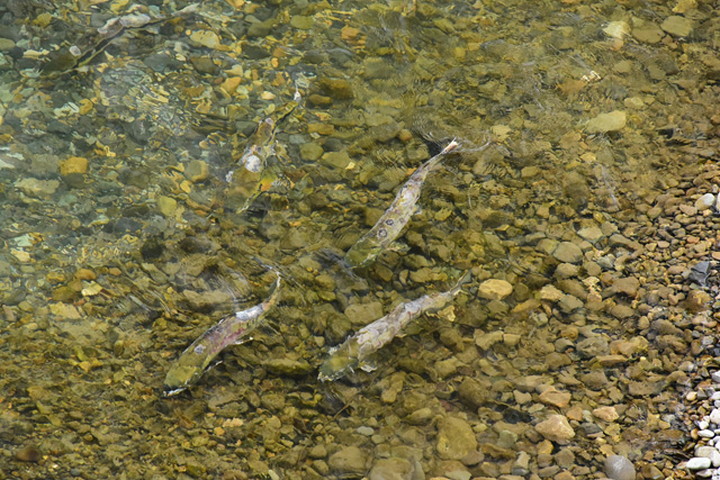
164 90 471 394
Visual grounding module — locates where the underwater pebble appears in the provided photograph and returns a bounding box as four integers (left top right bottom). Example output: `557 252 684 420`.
661 15 693 37
604 455 635 480
476 279 513 300
368 457 415 480
328 446 367 475
15 178 60 197
14 445 41 462
535 414 575 442
436 416 478 460
157 196 177 217
586 110 627 133
552 241 583 264
59 156 88 175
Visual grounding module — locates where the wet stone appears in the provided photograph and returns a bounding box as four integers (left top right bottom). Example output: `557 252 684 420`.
534 414 575 443
695 193 715 210
605 455 635 480
586 110 627 133
368 457 415 480
14 445 41 462
157 196 177 217
436 416 478 460
263 358 313 376
477 279 513 300
344 301 384 327
632 21 664 43
328 446 367 475
184 160 209 182
661 15 693 37
318 77 354 100
59 156 88 175
552 242 583 264
15 178 60 197
592 406 619 422
300 142 324 161
538 386 571 408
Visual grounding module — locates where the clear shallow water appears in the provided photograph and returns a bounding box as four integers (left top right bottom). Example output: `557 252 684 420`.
0 0 718 478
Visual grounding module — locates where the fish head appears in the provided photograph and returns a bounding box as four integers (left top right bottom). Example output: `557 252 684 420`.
163 364 201 397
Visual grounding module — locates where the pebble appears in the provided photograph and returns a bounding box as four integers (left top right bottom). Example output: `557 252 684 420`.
156 195 177 217
476 278 513 300
534 414 575 443
184 160 209 182
14 445 41 462
189 29 221 48
15 178 60 197
538 386 571 408
695 193 715 210
592 406 619 422
59 156 88 175
585 110 627 133
709 408 720 425
436 416 478 460
552 242 583 264
368 457 415 480
660 15 693 37
687 457 712 470
328 446 367 475
604 455 636 480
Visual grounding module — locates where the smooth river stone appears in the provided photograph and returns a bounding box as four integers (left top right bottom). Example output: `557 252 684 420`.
605 455 636 480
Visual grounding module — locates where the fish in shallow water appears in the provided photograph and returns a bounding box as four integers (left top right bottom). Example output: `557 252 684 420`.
223 93 301 213
344 140 459 267
163 271 281 396
318 271 470 382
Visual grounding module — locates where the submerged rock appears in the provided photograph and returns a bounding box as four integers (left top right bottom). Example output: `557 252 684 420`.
328 446 367 475
436 416 478 460
586 110 627 133
535 414 575 443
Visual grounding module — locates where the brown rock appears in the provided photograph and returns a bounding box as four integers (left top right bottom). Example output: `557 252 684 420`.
15 445 41 462
538 386 572 408
592 406 619 422
477 279 513 300
535 415 575 443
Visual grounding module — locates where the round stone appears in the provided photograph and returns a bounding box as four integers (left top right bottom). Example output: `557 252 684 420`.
604 455 636 480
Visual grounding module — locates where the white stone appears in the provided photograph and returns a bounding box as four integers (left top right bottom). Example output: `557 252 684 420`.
687 457 712 470
712 450 720 467
696 446 719 458
710 409 720 425
711 371 720 383
696 193 716 210
700 420 711 430
699 429 715 438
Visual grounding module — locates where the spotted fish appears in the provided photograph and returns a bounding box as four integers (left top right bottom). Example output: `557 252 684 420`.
163 271 281 396
318 271 470 382
344 140 459 267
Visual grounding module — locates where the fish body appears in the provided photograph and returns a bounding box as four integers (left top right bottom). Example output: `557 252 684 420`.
224 97 300 212
318 272 469 382
344 140 459 267
163 272 281 396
